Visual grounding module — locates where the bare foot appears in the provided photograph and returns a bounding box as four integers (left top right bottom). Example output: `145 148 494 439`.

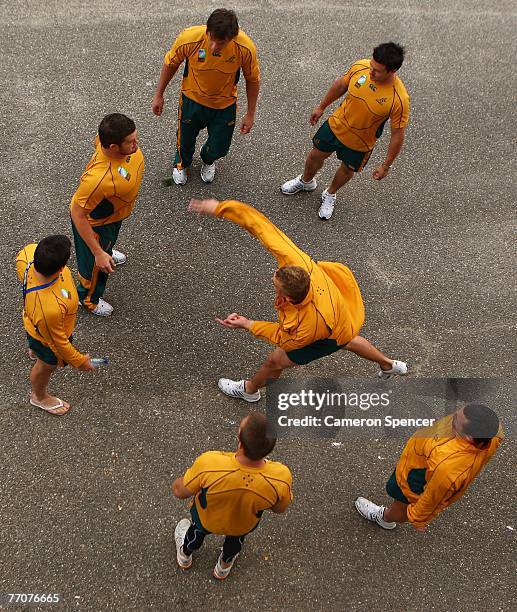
29 393 70 415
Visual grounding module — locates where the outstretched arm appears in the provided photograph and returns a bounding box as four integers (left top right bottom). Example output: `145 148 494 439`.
216 312 317 351
188 198 314 272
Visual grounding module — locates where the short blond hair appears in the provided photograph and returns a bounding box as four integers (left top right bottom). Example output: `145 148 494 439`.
276 266 310 303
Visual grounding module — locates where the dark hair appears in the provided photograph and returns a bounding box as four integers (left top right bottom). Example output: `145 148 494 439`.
239 412 277 460
463 404 500 448
373 42 405 72
206 8 239 40
276 266 311 303
98 113 136 148
34 235 71 276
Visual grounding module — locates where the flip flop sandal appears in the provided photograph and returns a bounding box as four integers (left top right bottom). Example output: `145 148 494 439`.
29 397 70 415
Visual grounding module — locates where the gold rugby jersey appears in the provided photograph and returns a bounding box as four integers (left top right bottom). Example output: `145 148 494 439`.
328 59 410 152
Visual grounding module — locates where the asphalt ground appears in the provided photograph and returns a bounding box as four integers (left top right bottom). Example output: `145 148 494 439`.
0 1 516 610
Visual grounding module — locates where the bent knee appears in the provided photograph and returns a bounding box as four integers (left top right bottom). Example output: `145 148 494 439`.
266 350 295 370
343 335 360 351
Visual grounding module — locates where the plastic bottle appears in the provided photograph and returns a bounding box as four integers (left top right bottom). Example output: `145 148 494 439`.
91 357 109 368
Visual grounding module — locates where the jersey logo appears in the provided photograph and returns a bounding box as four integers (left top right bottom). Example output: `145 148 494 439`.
225 55 236 62
198 49 206 62
369 83 377 91
61 288 70 299
376 97 387 104
355 74 367 88
117 166 131 181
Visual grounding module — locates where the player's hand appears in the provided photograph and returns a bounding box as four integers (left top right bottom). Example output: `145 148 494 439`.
188 198 220 216
310 105 324 126
240 112 254 134
152 94 164 116
95 251 115 273
79 355 96 372
372 164 390 180
216 313 252 330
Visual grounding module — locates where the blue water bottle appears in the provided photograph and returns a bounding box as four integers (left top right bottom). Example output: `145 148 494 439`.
91 357 109 368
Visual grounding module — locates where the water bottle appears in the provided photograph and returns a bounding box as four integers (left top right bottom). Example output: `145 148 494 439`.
91 357 109 368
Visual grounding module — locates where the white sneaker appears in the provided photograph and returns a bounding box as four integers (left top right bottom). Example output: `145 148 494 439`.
172 167 188 185
200 161 216 183
318 189 337 220
281 174 317 195
111 249 126 266
378 360 408 380
354 497 397 530
90 298 114 317
213 551 239 580
174 519 193 570
217 379 261 402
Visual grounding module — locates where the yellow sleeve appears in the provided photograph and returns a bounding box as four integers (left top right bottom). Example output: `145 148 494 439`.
272 469 293 511
390 89 410 128
250 318 316 351
16 244 37 281
341 60 370 90
71 167 112 212
38 306 87 368
182 454 205 495
240 40 260 82
216 200 313 271
406 466 461 527
164 30 197 69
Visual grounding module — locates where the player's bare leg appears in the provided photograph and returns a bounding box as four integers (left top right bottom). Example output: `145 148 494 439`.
328 162 354 194
345 336 408 379
302 147 333 183
383 501 409 523
245 348 296 394
29 359 70 414
345 335 392 368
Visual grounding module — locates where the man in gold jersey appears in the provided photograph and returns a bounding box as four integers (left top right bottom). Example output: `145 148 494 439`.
16 236 95 415
189 198 407 403
70 113 144 316
355 404 502 531
152 8 260 185
172 412 292 579
281 42 410 220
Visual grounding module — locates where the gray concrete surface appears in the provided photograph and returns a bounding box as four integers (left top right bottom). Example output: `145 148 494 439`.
0 1 516 610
